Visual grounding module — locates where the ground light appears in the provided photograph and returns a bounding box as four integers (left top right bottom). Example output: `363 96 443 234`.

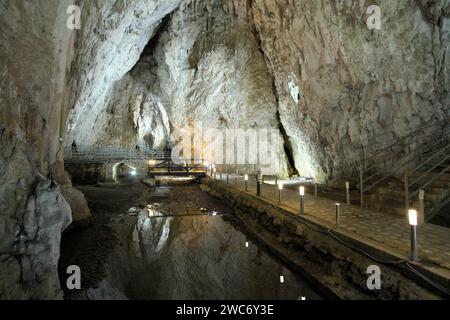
346 181 350 205
280 276 284 283
244 174 249 191
409 209 418 261
278 183 283 204
335 203 340 228
299 186 305 215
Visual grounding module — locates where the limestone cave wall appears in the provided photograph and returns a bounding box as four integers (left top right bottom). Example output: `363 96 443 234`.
0 0 448 299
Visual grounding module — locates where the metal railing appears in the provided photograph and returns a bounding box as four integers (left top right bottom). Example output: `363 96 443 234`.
405 144 450 218
359 118 450 208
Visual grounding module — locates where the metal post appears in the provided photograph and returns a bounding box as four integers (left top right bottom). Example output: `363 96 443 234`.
419 190 425 224
300 195 304 215
275 176 278 186
314 182 318 198
257 179 261 197
335 203 340 229
226 174 229 184
404 169 409 215
360 163 364 208
278 189 281 204
410 225 418 261
346 181 350 205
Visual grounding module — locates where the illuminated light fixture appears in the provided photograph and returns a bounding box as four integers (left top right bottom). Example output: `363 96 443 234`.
299 186 305 215
148 160 156 166
408 209 418 261
245 242 249 248
131 170 137 176
299 186 305 196
244 174 248 191
280 276 285 283
244 174 249 181
335 203 340 228
408 209 418 226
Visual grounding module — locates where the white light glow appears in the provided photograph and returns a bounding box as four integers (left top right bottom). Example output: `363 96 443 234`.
131 170 137 176
299 186 305 196
280 276 284 283
409 209 418 226
278 183 283 190
245 242 249 248
244 174 248 181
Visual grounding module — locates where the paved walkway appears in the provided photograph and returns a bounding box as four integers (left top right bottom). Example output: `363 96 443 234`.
211 173 450 274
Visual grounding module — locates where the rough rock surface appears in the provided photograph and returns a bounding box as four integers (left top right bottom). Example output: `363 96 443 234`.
233 0 450 182
60 186 92 227
1 0 449 299
65 0 182 146
0 131 72 299
65 0 290 174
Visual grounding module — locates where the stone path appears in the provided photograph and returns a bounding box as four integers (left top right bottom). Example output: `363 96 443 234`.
212 173 450 272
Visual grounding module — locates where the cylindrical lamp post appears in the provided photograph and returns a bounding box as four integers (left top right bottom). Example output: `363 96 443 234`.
299 186 305 215
335 203 340 229
256 175 261 197
245 174 249 191
346 181 350 205
409 209 418 261
278 182 283 204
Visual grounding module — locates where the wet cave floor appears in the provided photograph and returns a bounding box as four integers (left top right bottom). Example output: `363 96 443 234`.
58 180 324 300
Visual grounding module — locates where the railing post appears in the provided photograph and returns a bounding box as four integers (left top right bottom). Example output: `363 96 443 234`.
404 169 409 215
419 189 425 224
360 162 364 208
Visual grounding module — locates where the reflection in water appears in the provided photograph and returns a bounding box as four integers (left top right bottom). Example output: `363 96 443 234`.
103 206 323 300
132 211 173 259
